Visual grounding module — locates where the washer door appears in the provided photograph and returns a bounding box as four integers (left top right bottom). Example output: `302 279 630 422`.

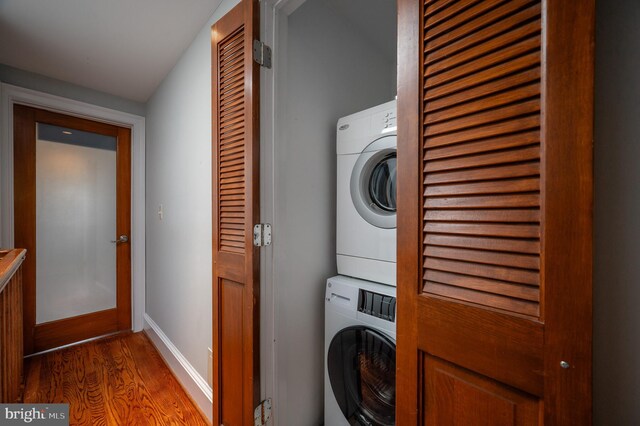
350 135 397 229
328 325 396 426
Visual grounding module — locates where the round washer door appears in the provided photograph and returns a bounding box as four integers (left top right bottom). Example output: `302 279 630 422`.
350 135 397 229
328 325 396 426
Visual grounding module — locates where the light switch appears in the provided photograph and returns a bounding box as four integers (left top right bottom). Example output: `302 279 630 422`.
158 204 164 220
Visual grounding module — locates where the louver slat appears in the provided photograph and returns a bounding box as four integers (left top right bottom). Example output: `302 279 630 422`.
217 28 246 254
422 0 542 318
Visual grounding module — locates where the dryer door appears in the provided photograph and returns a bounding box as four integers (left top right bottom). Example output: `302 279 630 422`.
350 135 397 229
328 325 396 426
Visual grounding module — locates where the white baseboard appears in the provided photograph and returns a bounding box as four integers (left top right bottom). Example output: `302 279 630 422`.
144 314 212 422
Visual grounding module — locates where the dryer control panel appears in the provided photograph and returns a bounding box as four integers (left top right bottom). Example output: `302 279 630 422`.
358 289 396 322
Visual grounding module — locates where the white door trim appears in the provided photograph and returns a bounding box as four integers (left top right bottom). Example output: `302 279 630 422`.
0 83 146 332
260 0 308 423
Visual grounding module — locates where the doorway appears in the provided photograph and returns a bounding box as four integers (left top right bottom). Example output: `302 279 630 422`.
260 0 398 422
13 105 132 354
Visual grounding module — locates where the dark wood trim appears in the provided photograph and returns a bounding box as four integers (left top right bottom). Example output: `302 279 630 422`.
541 0 594 423
116 127 132 330
33 308 119 353
32 109 119 137
244 0 261 415
13 105 37 355
13 105 132 355
396 0 421 423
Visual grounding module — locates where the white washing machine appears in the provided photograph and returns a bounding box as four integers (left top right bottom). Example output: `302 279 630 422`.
337 100 397 286
325 275 396 426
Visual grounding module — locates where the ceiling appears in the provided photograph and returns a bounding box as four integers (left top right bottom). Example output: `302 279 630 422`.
0 0 222 102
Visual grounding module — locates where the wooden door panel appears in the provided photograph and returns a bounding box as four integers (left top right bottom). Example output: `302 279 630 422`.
397 0 593 423
418 296 543 397
220 279 245 426
211 0 260 424
423 355 540 426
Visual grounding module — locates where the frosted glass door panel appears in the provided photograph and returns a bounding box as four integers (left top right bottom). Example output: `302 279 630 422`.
35 123 117 324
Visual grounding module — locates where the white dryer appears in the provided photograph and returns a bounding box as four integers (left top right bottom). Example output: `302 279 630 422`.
325 275 396 426
337 99 397 285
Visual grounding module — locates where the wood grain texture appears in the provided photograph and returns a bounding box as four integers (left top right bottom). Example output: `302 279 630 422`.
398 0 593 423
396 0 421 424
23 332 208 426
421 0 542 317
211 1 260 424
541 0 594 423
423 354 539 426
13 105 37 355
0 249 26 403
13 105 132 354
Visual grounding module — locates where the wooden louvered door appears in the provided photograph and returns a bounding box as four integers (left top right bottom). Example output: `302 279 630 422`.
396 0 594 424
211 0 260 424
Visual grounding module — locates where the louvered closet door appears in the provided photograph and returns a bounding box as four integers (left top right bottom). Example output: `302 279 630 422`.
211 0 260 424
396 0 594 424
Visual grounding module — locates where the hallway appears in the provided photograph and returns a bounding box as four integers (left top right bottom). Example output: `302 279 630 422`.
23 332 208 425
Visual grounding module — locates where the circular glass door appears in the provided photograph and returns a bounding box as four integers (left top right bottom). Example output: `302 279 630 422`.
350 135 397 229
327 326 396 426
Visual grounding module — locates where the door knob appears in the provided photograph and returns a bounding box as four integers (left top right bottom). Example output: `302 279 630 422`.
111 235 129 244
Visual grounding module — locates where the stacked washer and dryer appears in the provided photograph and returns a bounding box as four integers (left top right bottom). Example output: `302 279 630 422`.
325 100 397 426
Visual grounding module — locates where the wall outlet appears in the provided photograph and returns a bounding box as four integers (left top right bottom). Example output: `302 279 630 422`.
207 347 213 387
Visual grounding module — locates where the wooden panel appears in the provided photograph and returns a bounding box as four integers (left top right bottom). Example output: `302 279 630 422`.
418 296 543 396
421 0 542 317
33 308 119 353
0 249 26 403
220 279 244 426
14 105 132 355
423 355 540 425
217 25 247 255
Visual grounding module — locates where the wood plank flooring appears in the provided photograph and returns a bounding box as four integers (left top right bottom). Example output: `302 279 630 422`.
23 332 209 425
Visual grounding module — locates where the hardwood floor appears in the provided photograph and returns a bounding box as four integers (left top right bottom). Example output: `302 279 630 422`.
23 332 209 425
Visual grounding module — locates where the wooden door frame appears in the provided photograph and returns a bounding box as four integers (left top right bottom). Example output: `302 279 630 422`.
0 83 146 335
258 0 317 419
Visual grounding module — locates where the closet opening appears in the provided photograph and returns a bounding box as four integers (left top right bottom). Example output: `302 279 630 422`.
261 0 398 424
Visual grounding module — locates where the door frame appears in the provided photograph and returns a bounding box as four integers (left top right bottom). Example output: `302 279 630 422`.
259 0 310 420
0 83 146 334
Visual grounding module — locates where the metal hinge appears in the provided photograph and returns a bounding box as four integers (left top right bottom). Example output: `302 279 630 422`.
253 40 272 69
254 398 272 426
253 223 272 247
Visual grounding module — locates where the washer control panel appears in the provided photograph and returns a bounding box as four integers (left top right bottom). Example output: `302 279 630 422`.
358 289 396 322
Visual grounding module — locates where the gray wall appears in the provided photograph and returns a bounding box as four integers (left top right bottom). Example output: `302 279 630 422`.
274 0 396 423
594 0 640 424
0 64 145 116
144 0 239 382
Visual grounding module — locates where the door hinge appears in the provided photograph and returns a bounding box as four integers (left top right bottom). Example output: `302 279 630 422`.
253 40 272 69
253 223 272 247
254 398 272 426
